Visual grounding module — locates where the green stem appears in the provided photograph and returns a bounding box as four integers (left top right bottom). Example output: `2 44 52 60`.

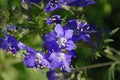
100 51 120 62
110 48 120 55
75 61 119 71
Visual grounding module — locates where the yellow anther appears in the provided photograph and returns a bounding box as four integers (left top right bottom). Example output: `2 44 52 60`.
35 59 39 62
13 54 16 56
52 17 56 21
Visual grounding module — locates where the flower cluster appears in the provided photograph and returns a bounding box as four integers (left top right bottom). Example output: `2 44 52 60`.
0 0 97 80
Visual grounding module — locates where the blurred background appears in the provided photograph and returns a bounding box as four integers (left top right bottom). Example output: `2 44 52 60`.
0 0 120 80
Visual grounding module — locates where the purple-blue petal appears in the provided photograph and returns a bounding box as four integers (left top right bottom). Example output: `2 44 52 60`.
55 24 64 36
24 52 36 68
45 32 56 42
46 70 58 80
67 0 96 7
22 0 41 4
70 50 76 57
67 19 78 29
79 34 90 42
66 40 76 51
64 29 73 39
47 15 61 24
62 61 71 72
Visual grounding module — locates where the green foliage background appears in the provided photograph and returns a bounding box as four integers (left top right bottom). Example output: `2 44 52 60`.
0 0 120 80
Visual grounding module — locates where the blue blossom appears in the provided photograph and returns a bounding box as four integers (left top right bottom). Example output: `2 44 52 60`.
64 19 96 42
45 0 66 12
22 0 41 4
3 35 19 54
0 35 29 54
67 0 96 7
24 48 51 69
47 50 71 72
43 24 76 51
7 25 17 32
2 25 17 35
47 15 61 25
46 70 58 80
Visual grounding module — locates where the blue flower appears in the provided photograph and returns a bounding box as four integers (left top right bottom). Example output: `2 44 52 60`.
45 0 66 12
64 19 96 42
22 0 41 4
3 35 19 54
43 24 75 51
7 25 17 32
23 48 36 68
47 50 71 72
47 15 61 25
2 25 17 35
24 48 51 69
0 35 30 54
46 70 58 80
67 0 96 7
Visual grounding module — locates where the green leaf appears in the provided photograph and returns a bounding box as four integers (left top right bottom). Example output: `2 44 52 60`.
95 51 101 59
110 27 120 35
21 3 29 10
104 46 113 55
104 39 114 43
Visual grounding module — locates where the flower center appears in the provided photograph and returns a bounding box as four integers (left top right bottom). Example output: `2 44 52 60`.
56 37 67 48
58 53 66 61
36 53 43 62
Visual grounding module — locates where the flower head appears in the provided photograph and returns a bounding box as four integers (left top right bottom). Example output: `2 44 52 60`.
0 35 30 54
64 19 96 42
47 15 61 24
3 35 19 54
24 48 50 69
2 25 17 35
43 24 75 51
47 50 71 72
7 25 17 33
45 0 66 12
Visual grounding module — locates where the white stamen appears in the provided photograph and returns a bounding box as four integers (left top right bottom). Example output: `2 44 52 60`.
56 37 67 48
80 28 83 32
87 26 90 30
36 53 43 59
58 53 66 61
